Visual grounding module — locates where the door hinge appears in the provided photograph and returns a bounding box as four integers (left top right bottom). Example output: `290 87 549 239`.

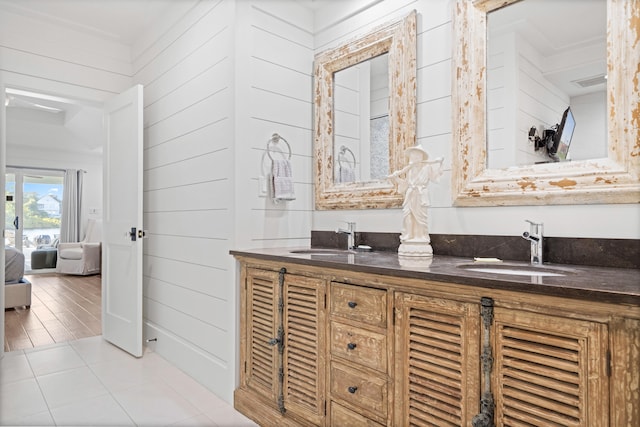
244 361 247 373
324 293 327 310
324 400 327 416
606 349 611 377
393 306 396 326
473 297 495 427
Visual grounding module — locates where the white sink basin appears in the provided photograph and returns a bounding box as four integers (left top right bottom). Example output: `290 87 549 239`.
459 264 572 277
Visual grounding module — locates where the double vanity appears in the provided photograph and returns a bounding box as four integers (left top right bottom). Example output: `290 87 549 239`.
231 248 639 427
231 0 640 424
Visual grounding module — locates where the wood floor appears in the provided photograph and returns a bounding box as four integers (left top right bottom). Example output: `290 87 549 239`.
4 273 102 352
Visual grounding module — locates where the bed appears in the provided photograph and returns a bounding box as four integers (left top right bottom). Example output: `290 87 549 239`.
5 247 31 309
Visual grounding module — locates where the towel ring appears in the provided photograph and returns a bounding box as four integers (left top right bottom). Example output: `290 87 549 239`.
266 133 291 161
338 145 356 168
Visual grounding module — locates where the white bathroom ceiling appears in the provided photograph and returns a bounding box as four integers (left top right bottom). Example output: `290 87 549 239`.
0 0 177 44
0 0 180 156
489 0 607 98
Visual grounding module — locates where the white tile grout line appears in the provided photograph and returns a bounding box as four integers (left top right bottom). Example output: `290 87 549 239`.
70 341 141 427
22 345 56 426
79 340 213 427
21 340 132 427
5 339 229 426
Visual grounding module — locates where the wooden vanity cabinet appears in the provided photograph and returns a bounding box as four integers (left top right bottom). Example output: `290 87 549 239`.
234 257 640 427
394 290 633 427
241 268 279 406
236 266 327 427
328 283 391 426
395 292 628 427
393 292 481 426
491 307 609 426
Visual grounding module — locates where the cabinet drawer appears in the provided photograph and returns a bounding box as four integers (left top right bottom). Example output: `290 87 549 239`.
331 321 387 372
330 362 387 418
331 283 387 327
330 401 384 427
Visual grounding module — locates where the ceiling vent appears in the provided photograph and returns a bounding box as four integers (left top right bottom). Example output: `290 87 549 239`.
573 74 607 88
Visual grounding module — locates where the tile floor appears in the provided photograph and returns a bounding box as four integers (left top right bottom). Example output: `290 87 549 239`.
0 336 259 426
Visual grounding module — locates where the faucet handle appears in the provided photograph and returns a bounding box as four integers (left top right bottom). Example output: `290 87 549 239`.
525 219 543 235
335 221 356 234
338 221 355 230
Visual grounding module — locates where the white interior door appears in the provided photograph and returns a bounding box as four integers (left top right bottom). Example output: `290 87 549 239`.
102 84 144 357
1 84 6 355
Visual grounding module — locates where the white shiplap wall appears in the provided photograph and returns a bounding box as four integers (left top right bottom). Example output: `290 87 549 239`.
131 0 314 402
235 1 314 250
0 7 132 99
131 0 237 401
0 0 314 403
515 34 568 165
312 0 640 240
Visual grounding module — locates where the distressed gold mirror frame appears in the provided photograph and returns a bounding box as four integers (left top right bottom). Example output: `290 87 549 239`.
314 10 417 210
452 0 640 206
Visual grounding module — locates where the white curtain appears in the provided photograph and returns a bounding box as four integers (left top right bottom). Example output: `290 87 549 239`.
60 169 84 243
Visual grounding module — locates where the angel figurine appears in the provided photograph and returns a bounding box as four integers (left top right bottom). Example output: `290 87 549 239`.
388 145 444 257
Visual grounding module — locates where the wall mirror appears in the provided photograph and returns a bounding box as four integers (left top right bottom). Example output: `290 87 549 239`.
314 10 416 210
452 0 639 206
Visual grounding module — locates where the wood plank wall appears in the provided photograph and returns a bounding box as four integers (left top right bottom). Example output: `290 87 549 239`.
131 0 314 402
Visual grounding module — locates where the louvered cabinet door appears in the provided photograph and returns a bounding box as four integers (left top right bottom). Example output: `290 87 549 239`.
493 308 609 426
283 275 326 426
245 268 280 404
394 293 481 426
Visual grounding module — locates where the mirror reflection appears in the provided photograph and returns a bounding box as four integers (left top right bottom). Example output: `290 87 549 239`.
334 53 390 184
452 0 638 206
486 0 607 169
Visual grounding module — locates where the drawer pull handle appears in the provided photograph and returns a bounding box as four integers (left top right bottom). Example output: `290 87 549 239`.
347 301 357 308
347 342 357 350
348 386 358 394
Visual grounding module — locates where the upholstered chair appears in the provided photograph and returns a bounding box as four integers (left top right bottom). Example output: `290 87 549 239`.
56 219 102 275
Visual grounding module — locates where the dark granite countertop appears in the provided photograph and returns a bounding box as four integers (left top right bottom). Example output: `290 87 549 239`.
230 247 640 306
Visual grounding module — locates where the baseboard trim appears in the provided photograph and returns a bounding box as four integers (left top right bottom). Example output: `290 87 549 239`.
144 321 235 403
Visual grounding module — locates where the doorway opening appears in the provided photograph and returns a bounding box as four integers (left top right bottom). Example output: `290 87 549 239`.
4 84 143 358
3 87 104 354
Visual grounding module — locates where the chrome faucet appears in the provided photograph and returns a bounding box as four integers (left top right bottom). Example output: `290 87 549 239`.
522 220 543 265
336 221 356 250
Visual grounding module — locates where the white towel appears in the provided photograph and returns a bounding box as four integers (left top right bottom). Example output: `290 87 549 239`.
339 164 356 183
272 159 296 201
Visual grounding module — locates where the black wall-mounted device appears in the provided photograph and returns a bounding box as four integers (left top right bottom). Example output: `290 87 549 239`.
529 106 576 162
